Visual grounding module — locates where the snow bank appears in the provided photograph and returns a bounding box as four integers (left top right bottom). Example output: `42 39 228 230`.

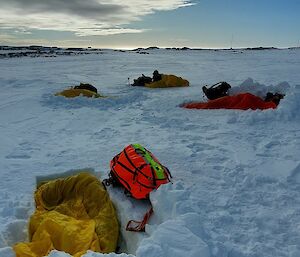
229 77 290 98
137 213 210 257
47 250 135 257
0 247 15 257
136 183 210 257
225 78 300 124
41 88 149 111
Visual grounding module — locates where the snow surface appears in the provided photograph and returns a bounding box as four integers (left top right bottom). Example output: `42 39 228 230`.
0 49 300 257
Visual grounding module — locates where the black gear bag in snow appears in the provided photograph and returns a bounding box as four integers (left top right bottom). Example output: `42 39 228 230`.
202 81 231 100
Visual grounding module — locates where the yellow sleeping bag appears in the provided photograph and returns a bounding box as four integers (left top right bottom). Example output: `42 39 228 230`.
145 74 189 88
55 88 102 98
14 172 119 257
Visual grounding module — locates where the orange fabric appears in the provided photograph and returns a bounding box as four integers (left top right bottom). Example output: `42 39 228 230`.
183 93 277 110
110 145 170 199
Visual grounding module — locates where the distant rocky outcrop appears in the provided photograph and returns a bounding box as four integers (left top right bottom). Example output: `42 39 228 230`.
66 47 84 51
0 45 296 60
132 46 160 51
145 46 160 50
0 45 103 59
245 47 278 50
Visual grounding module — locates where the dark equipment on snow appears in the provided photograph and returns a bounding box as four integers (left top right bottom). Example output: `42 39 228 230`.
131 70 189 88
74 83 98 93
132 74 152 87
152 70 162 82
264 92 285 106
202 82 232 100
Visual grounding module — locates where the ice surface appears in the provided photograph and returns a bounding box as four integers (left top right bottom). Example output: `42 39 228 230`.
0 49 300 257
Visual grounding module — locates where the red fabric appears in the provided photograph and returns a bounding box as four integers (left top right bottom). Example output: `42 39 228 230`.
126 207 153 232
183 93 277 110
110 145 170 199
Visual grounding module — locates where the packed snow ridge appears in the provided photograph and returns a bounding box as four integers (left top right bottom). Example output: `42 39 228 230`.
0 49 299 257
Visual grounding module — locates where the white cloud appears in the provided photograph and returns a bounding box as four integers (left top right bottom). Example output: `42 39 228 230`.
0 0 194 36
0 36 93 47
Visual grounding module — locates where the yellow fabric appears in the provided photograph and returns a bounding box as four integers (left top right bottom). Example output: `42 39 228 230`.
145 74 189 88
14 172 119 257
55 88 102 98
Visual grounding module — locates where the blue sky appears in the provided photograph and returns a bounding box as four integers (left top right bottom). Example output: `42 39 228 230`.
0 0 299 48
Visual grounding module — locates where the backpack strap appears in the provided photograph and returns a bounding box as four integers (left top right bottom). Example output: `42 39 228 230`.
122 147 157 185
202 82 231 100
209 81 223 89
126 206 153 232
132 144 167 181
208 81 231 89
163 166 172 180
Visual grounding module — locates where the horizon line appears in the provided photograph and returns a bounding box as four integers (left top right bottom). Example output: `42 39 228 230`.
1 44 300 51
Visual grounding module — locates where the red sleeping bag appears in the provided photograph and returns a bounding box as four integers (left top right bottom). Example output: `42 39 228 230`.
183 93 277 110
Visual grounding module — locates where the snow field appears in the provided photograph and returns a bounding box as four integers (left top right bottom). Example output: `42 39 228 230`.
0 49 299 257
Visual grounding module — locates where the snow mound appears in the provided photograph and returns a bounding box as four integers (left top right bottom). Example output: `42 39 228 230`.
229 78 290 98
226 78 300 124
135 183 210 257
137 213 210 257
41 88 148 111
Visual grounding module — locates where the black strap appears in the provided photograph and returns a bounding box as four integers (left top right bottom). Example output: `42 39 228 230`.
123 149 154 181
111 167 132 192
110 148 169 193
110 154 121 176
150 166 157 186
209 81 223 89
164 166 172 179
135 148 146 155
123 149 138 170
136 180 156 189
117 161 135 174
117 159 153 181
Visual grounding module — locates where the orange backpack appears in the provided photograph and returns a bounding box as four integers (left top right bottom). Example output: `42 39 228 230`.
107 144 172 200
